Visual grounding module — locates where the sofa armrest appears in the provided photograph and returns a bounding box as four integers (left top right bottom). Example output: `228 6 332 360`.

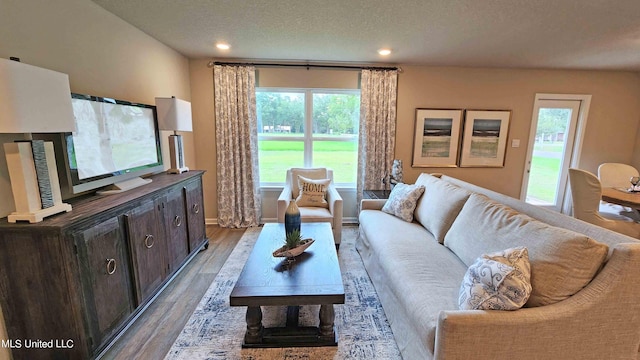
327 185 343 221
434 242 640 360
360 199 387 211
277 186 293 223
327 185 343 243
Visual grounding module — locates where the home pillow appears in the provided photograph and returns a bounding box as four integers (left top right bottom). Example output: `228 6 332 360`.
295 175 331 208
445 193 609 307
290 168 328 199
458 247 532 310
381 183 425 222
413 173 471 244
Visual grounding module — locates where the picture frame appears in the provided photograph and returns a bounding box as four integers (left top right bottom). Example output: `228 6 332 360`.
459 110 511 167
411 109 463 167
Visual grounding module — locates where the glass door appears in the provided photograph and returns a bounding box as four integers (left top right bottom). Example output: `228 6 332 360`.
522 99 581 212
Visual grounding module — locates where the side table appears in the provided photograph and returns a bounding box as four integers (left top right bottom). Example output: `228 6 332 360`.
363 190 391 200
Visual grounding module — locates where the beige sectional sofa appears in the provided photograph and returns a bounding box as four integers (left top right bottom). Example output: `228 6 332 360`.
357 173 640 360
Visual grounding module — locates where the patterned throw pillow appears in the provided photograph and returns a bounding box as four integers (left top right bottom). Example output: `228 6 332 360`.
295 175 331 208
381 183 425 222
458 247 532 310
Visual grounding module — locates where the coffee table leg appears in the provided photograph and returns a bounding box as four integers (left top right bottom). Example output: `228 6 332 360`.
319 304 335 338
245 306 263 344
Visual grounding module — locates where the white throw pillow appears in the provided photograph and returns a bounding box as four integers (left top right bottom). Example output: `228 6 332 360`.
381 183 425 222
458 247 532 310
296 175 330 208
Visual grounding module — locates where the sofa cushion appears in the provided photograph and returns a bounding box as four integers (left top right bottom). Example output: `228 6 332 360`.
357 209 467 357
295 175 330 208
444 193 609 307
458 247 532 310
382 183 425 222
414 174 471 243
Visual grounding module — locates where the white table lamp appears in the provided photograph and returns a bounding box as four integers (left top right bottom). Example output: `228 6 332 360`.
155 97 193 174
0 58 75 223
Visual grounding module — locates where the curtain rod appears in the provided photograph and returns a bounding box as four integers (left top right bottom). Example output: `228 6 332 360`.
208 61 399 71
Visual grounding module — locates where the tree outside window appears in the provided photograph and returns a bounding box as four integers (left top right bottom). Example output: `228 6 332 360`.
256 89 360 185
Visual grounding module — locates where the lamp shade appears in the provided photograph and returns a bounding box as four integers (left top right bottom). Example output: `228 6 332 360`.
0 58 75 133
155 97 193 132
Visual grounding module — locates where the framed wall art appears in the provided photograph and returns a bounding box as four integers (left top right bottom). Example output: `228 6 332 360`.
459 110 511 167
412 108 463 167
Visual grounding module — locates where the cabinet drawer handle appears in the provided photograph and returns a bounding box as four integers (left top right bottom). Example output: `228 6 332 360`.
192 203 200 214
144 234 155 249
174 215 182 227
106 259 117 275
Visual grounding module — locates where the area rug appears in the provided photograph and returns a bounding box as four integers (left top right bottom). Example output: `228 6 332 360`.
165 226 401 360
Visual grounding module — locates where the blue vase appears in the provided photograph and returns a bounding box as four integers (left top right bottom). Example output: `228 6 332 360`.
284 200 301 235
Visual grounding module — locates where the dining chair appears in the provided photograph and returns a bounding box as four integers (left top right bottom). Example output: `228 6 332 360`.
568 168 640 238
598 163 639 188
597 163 640 221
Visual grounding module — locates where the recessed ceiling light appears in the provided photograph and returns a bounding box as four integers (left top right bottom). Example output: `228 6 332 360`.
378 48 392 56
216 43 230 50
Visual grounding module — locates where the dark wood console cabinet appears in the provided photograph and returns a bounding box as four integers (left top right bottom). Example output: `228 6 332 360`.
0 171 209 360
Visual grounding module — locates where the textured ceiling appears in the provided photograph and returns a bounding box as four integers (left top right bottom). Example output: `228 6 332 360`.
91 0 640 71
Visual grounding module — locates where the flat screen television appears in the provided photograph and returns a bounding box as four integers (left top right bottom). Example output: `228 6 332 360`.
57 93 164 196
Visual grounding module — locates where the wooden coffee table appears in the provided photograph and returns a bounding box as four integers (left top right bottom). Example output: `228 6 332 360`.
230 223 345 348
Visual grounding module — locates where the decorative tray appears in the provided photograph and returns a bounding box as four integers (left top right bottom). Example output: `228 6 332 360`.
273 239 315 258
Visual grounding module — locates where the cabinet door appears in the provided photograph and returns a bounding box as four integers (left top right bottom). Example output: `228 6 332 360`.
75 217 134 351
163 190 189 273
125 200 166 304
184 179 206 252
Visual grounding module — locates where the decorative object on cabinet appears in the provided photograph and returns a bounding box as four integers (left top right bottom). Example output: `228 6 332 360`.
412 109 463 168
0 171 208 360
0 57 75 223
459 110 511 167
155 96 193 174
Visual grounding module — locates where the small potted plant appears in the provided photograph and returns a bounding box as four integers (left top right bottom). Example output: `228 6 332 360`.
273 229 315 258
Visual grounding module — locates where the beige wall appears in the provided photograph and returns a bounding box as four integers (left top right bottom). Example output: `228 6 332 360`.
0 0 191 357
396 66 640 198
189 59 218 220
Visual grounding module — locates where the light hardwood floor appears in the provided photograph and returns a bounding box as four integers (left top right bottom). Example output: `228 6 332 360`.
102 225 245 360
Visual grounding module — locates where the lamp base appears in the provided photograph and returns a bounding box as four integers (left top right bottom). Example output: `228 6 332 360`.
4 141 72 223
168 166 189 174
167 134 188 175
8 203 72 223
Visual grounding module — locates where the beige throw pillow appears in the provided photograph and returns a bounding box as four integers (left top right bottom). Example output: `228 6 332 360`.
296 175 330 208
290 168 328 199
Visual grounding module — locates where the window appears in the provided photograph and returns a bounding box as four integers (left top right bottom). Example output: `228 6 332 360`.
256 88 360 186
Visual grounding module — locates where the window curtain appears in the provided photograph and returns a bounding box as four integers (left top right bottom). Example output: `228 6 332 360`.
357 69 398 200
213 65 261 228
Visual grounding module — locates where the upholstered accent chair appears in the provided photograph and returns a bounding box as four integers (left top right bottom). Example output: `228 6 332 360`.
277 168 343 246
568 168 640 238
